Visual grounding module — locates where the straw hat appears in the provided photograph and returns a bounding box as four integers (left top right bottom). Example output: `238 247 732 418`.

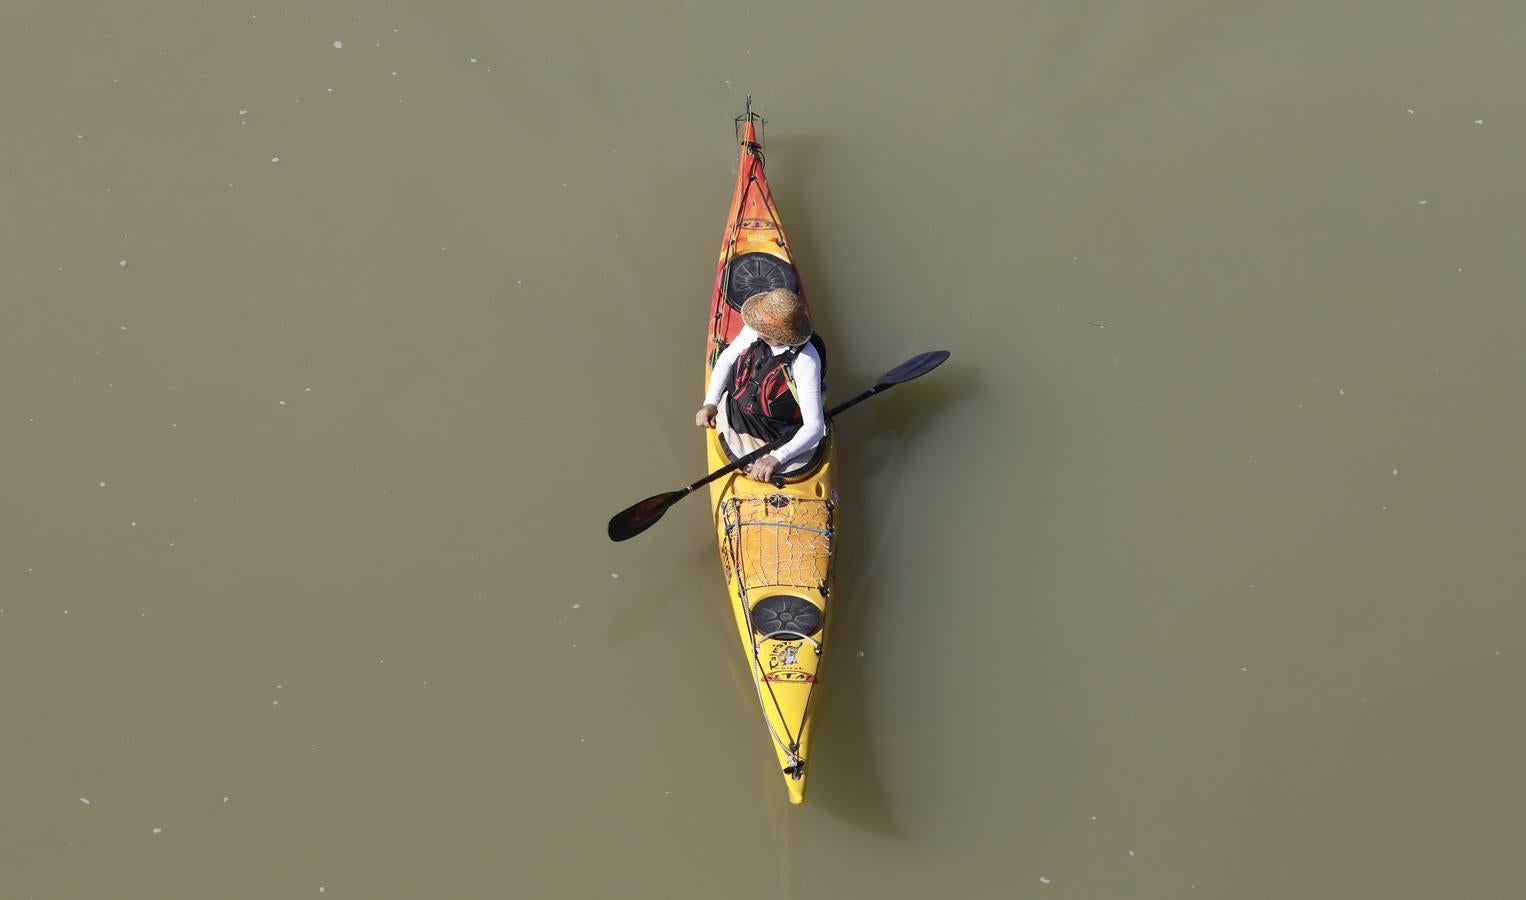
741 288 812 347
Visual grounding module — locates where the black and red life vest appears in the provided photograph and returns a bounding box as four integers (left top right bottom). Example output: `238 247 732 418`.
724 334 828 443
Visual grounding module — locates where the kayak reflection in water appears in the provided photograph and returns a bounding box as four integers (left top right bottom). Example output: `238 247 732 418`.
695 289 827 483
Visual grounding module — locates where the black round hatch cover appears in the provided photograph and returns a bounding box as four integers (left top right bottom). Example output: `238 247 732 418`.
726 253 798 311
750 594 822 637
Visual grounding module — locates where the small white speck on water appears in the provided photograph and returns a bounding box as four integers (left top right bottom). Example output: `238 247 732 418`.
80 798 91 805
1417 199 1428 205
239 110 247 116
1392 468 1400 476
271 156 281 163
278 400 286 405
99 480 108 487
272 700 280 706
1406 107 1415 114
1129 850 1136 857
1474 119 1484 125
1338 388 1345 395
168 541 175 547
332 40 343 49
222 796 229 803
304 387 312 392
118 259 127 267
119 326 127 331
151 827 162 834
469 57 477 63
855 650 865 658
1039 876 1051 885
1240 666 1248 672
610 572 620 579
130 521 136 527
572 603 581 609
319 889 326 894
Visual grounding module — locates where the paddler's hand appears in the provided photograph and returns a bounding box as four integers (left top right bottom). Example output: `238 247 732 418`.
747 454 782 483
695 404 718 428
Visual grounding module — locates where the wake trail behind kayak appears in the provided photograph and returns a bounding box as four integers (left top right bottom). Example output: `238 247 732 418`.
767 789 802 900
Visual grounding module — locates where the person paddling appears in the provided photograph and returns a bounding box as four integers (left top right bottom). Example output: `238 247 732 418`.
696 288 826 483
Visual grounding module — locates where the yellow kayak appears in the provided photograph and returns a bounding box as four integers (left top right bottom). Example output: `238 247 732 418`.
704 100 834 805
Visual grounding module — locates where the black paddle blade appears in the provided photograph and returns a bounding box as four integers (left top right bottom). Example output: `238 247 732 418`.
876 350 951 388
608 490 685 542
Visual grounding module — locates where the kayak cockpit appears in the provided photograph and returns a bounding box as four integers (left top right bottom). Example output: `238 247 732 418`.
712 421 830 482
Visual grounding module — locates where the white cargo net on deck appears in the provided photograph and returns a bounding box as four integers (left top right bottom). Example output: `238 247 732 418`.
720 495 832 595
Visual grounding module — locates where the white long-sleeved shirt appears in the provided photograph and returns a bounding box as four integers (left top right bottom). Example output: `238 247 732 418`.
704 325 825 464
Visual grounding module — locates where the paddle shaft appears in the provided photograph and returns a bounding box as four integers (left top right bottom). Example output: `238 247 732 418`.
608 350 948 541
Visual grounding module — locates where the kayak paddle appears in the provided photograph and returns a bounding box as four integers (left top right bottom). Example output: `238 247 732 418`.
607 350 950 542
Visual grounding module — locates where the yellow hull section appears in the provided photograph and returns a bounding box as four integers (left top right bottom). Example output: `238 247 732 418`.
705 435 835 806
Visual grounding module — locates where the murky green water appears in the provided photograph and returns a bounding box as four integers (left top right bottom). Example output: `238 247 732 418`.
4 1 1525 897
